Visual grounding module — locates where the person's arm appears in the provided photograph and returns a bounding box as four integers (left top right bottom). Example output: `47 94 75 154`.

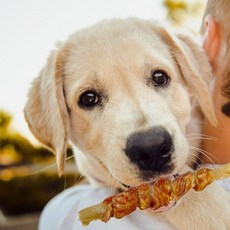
201 14 230 164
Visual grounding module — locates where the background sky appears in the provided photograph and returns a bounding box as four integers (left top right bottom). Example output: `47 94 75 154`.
0 0 205 143
0 0 167 142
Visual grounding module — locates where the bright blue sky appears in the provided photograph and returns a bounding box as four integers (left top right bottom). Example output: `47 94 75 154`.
0 0 205 142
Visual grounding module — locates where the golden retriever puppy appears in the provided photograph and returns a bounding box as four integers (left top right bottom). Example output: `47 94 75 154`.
24 18 230 230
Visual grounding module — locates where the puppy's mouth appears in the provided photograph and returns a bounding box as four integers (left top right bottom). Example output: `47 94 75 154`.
118 173 179 190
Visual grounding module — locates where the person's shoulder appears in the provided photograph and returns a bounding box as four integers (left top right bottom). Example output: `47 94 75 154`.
38 184 113 230
38 184 177 230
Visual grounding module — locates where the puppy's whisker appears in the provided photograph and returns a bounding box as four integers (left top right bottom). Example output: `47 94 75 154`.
78 157 117 186
186 133 218 144
187 150 204 167
26 154 75 176
26 160 57 176
189 151 204 166
187 136 217 141
186 133 208 137
107 172 118 189
186 132 215 138
83 158 108 171
74 173 85 185
190 146 218 165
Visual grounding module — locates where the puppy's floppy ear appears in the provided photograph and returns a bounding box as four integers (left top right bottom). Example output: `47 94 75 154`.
156 27 217 126
24 46 70 175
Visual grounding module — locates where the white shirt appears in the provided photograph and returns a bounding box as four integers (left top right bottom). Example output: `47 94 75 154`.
39 184 176 230
39 168 230 230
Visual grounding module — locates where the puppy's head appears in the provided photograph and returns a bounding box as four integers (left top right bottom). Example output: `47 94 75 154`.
24 18 216 188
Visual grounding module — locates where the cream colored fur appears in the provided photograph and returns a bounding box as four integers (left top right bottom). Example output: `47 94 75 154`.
24 18 230 230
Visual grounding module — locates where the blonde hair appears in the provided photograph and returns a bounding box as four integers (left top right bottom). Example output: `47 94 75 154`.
202 0 230 103
202 0 230 39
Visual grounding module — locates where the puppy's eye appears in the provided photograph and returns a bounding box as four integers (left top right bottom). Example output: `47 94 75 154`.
79 91 99 109
151 70 170 86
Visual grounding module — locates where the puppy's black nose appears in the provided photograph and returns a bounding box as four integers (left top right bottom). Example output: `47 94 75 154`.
125 126 173 172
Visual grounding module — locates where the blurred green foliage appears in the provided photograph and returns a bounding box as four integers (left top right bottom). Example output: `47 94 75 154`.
0 110 53 166
163 0 206 30
0 110 74 166
0 173 78 215
0 111 11 134
0 110 80 216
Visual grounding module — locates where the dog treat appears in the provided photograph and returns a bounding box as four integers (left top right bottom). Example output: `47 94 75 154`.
78 163 230 226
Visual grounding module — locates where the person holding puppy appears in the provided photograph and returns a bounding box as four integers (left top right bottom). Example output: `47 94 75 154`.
38 1 230 229
201 0 230 164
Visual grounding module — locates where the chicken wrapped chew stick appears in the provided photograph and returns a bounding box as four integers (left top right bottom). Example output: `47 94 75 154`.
78 163 230 226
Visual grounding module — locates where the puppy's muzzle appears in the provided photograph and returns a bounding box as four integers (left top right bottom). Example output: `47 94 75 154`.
125 126 173 174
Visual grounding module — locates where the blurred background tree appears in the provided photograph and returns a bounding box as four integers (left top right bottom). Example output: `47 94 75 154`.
163 0 206 32
0 111 53 168
0 110 80 216
0 111 11 134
